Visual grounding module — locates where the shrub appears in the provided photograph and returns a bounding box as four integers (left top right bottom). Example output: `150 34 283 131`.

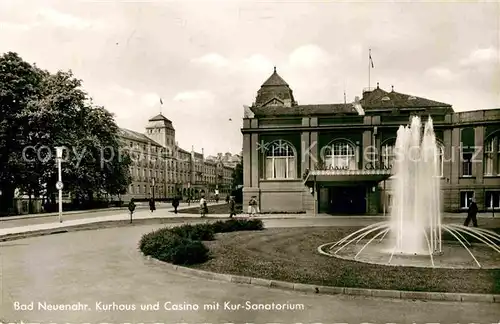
169 239 209 265
169 223 215 241
211 219 264 233
139 219 264 266
139 229 209 265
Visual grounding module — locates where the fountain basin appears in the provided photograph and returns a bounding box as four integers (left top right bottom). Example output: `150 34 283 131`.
319 240 500 269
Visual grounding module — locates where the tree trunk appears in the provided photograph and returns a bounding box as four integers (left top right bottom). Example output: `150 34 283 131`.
0 186 15 215
28 187 32 214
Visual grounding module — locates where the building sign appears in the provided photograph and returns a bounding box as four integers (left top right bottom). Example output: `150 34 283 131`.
313 162 392 171
364 162 392 170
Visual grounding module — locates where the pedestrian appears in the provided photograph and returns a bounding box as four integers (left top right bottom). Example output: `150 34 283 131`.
172 196 179 214
248 196 259 217
149 197 156 213
226 194 230 204
128 198 136 223
215 194 219 203
464 197 478 227
229 196 236 218
200 195 208 218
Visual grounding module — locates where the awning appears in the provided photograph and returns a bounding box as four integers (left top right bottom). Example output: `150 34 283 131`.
303 169 392 184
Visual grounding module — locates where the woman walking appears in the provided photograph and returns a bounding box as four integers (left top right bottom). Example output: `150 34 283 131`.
200 196 208 218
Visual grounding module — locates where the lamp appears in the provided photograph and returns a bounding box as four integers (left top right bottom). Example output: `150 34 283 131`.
309 187 314 194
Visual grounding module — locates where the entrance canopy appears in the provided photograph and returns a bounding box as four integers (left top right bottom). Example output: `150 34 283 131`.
303 169 392 184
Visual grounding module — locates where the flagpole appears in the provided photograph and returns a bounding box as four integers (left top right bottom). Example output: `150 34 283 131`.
368 48 371 90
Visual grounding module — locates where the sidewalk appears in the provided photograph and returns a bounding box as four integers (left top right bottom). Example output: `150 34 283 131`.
0 201 196 222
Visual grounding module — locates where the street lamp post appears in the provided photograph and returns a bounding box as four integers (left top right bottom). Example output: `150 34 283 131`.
55 147 64 223
152 178 155 202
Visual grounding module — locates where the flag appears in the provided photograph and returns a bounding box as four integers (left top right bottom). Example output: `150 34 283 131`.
160 98 163 105
369 50 374 68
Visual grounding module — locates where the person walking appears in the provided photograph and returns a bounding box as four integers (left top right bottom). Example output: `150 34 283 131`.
248 196 259 217
229 196 236 218
149 197 156 213
172 196 179 214
226 194 230 204
464 197 478 227
200 195 208 218
128 198 136 224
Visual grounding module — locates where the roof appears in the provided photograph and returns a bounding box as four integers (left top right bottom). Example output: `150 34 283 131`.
261 67 289 87
148 113 171 122
361 87 452 110
255 67 296 106
250 104 358 117
119 128 163 146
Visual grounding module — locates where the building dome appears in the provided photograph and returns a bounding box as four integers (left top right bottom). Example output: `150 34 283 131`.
254 67 296 107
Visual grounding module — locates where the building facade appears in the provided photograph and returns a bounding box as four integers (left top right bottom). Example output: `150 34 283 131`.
241 68 500 215
119 114 237 201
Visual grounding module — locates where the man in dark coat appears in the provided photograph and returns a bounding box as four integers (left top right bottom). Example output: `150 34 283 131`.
149 197 156 213
229 196 236 218
464 197 478 227
172 196 179 214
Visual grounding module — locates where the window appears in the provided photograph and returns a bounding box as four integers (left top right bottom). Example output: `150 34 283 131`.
484 139 494 175
265 140 296 179
381 143 394 169
323 141 357 170
462 153 472 177
485 191 500 210
460 191 474 208
437 145 444 177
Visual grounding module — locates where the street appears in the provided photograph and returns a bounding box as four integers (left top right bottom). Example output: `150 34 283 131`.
0 221 499 324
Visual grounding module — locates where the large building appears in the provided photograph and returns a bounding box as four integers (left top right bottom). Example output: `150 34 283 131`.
119 114 239 201
241 68 500 215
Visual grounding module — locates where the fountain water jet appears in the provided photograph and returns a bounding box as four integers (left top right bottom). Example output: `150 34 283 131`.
318 116 500 269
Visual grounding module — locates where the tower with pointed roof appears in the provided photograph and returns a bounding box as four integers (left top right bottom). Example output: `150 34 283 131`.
145 113 176 157
254 67 297 107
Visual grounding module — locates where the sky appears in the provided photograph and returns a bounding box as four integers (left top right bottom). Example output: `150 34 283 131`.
0 0 499 156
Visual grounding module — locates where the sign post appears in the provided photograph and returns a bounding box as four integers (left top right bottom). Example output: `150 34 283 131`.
55 147 63 223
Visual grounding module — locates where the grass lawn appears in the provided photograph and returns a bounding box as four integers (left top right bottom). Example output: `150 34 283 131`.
191 226 500 294
178 203 243 215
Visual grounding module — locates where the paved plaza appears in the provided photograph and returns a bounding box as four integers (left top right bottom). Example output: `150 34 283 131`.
0 209 499 323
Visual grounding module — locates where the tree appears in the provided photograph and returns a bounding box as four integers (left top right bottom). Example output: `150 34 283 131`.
0 52 132 213
0 52 44 212
231 161 243 190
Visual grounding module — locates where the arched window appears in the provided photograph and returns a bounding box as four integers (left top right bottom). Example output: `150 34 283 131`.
265 140 296 179
322 140 357 170
484 134 499 176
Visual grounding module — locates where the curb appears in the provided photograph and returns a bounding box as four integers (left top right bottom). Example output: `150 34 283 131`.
141 253 500 304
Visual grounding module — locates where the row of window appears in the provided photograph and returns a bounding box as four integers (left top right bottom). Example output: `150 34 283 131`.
262 137 500 180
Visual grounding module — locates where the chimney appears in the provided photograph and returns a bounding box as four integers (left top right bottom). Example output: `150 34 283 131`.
202 148 204 157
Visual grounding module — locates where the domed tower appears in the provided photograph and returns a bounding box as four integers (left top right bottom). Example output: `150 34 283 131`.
146 113 175 156
254 67 297 107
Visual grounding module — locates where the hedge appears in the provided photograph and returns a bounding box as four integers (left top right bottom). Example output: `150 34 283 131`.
139 219 264 265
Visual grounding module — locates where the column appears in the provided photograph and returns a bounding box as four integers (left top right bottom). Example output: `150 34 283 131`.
362 130 373 167
243 134 251 187
251 133 259 187
301 131 310 175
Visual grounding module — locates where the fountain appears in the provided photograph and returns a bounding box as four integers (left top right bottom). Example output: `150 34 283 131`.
318 116 500 269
